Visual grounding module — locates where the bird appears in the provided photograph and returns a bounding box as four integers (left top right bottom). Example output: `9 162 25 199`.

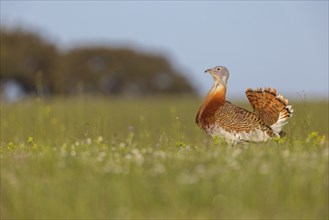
196 66 293 144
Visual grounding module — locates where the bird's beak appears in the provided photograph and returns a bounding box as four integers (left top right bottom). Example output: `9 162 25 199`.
204 69 211 73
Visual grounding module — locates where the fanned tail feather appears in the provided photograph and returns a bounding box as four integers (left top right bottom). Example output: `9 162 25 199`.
245 87 293 134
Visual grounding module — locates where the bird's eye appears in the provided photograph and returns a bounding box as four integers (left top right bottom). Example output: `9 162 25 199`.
217 68 221 71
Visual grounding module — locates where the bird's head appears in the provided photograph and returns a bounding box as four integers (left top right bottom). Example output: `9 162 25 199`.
204 66 229 85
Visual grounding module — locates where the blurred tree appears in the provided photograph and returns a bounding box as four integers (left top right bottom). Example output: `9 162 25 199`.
0 27 59 95
61 47 195 95
1 28 196 96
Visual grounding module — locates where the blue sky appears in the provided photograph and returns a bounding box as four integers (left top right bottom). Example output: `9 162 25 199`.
1 1 328 99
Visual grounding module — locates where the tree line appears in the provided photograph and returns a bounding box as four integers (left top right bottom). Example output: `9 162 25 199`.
0 27 196 97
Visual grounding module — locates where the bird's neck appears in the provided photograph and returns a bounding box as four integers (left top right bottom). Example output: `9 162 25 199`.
197 81 227 125
204 81 227 108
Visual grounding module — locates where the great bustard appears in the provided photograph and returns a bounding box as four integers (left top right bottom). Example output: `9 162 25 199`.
196 66 293 144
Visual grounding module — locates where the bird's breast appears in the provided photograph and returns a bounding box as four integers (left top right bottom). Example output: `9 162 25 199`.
197 88 226 128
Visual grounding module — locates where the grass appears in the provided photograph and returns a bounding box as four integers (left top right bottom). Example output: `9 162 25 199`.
1 96 328 219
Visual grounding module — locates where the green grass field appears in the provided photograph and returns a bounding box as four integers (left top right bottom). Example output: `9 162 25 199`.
1 96 328 219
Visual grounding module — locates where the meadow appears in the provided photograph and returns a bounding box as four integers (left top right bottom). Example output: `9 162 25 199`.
1 96 328 219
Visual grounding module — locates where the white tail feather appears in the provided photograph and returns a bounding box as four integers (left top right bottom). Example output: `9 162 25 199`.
270 105 293 134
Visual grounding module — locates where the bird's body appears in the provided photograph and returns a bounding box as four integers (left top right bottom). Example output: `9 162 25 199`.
196 66 293 144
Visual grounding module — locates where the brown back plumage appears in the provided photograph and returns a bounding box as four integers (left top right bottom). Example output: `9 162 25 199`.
212 101 275 134
245 87 293 127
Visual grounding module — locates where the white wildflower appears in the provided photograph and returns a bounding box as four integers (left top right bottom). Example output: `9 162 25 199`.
97 151 107 162
97 136 103 143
